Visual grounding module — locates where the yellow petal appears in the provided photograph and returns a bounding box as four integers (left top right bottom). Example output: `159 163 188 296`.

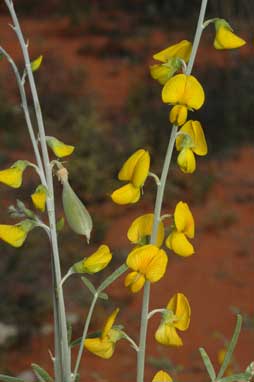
153 40 192 63
46 136 74 158
84 337 114 359
174 201 194 238
145 248 168 283
176 120 207 155
118 149 146 181
31 55 43 72
150 64 175 85
155 323 183 346
166 293 191 331
81 245 112 274
162 74 205 110
124 271 146 293
0 167 23 188
214 21 246 50
132 150 150 188
127 213 165 247
166 231 194 257
177 148 196 173
152 370 172 382
102 308 120 339
0 224 27 247
111 183 140 205
169 105 188 126
31 185 47 212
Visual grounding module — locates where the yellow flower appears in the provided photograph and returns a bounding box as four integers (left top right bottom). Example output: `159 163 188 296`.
176 120 208 173
111 149 150 205
155 293 191 347
46 136 75 158
0 220 34 248
214 19 246 50
0 160 28 188
162 74 205 126
152 370 172 382
73 245 112 274
125 244 168 293
127 213 165 247
31 185 47 212
84 308 122 359
150 40 192 85
166 201 194 257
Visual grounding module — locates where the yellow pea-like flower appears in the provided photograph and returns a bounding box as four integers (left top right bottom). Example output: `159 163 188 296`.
176 120 208 173
0 220 34 248
155 293 191 347
162 74 205 126
84 308 122 359
152 370 172 382
0 160 28 188
31 184 47 212
46 136 75 158
73 244 112 274
150 40 192 85
166 201 195 257
213 19 246 50
125 244 168 293
111 149 150 205
127 213 165 247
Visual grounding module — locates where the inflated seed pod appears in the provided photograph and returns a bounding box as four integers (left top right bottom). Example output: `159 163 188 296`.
58 167 92 243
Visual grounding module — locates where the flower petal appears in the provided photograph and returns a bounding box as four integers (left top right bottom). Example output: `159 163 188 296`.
169 105 188 126
127 213 165 247
102 308 120 339
81 245 112 274
145 248 168 283
111 183 140 205
182 75 205 110
153 40 192 63
155 323 183 346
162 73 186 104
166 293 191 331
0 167 23 188
177 148 196 174
46 136 75 158
124 271 146 293
132 150 150 188
150 64 175 85
31 185 47 212
84 337 114 359
118 149 146 182
166 231 194 257
152 370 173 382
214 21 246 50
0 224 27 248
174 201 195 238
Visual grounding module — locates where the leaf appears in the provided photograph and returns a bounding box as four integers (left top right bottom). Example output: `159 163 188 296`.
98 292 108 300
31 364 53 382
31 55 43 72
98 263 128 293
199 347 216 381
217 373 252 382
56 217 65 232
81 276 96 296
0 376 25 382
217 315 242 379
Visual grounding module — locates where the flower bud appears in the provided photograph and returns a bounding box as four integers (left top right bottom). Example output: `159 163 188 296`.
46 136 75 158
73 245 112 274
31 184 47 212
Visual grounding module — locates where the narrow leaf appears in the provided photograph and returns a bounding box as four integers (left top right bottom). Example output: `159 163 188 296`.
199 347 216 381
98 292 108 300
217 315 242 379
217 373 252 382
98 263 128 293
0 376 25 382
31 364 53 382
81 276 96 295
31 55 43 72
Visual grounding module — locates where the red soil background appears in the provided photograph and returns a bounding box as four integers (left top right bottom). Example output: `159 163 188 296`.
0 7 253 382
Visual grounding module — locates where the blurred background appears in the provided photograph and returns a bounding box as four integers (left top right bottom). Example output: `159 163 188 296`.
0 1 253 381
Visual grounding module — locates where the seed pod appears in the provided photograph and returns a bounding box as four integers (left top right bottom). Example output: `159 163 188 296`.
62 179 92 243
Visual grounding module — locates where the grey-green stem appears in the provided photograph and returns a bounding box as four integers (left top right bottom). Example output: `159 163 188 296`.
136 0 209 381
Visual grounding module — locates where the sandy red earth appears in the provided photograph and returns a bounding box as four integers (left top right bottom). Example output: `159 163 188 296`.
0 11 253 382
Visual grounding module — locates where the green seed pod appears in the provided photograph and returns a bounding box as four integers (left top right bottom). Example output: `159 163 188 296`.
62 179 92 243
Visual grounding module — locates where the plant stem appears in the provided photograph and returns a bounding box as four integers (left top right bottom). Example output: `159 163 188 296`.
73 294 98 379
4 2 70 381
136 125 178 382
136 0 209 380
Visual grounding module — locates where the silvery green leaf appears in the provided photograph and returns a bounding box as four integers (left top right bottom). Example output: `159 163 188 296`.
31 364 53 382
62 180 92 243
